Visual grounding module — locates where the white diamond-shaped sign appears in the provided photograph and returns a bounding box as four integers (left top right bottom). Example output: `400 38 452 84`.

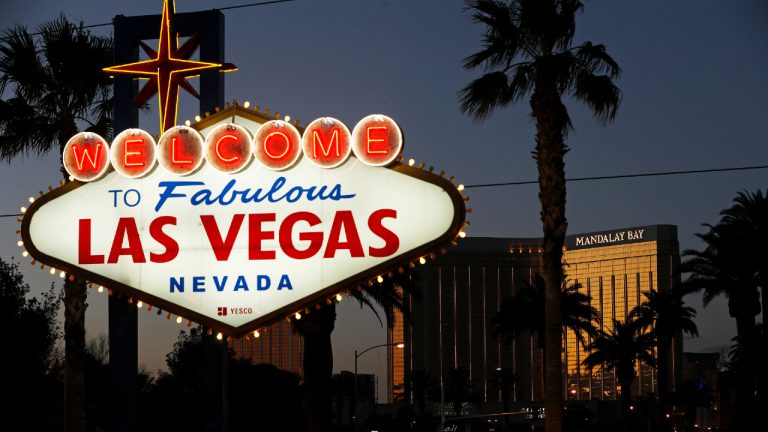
21 111 465 336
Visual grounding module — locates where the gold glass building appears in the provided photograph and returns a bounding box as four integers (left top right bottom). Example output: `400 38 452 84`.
230 319 303 376
389 225 682 403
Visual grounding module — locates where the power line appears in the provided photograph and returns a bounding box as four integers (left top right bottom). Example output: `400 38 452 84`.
0 0 295 41
1 163 765 219
464 164 768 189
217 0 295 11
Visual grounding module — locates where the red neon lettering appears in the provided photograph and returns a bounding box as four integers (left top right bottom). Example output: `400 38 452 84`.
368 209 399 257
312 128 341 158
324 210 364 258
78 219 105 264
149 216 178 263
279 212 323 259
366 126 388 155
124 139 146 167
171 136 193 166
264 131 291 159
201 214 244 261
107 218 146 264
72 143 103 171
215 134 239 163
249 213 276 260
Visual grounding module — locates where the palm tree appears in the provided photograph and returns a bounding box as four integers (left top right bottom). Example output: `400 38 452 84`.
670 379 714 432
398 369 439 417
444 368 475 416
460 2 621 429
0 16 112 432
492 275 599 351
682 216 761 431
630 289 698 426
292 268 420 432
582 318 654 432
719 191 768 388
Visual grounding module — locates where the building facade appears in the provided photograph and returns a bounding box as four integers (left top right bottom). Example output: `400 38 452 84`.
231 319 303 376
389 225 682 404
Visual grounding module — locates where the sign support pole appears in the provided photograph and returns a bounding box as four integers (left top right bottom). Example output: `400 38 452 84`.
109 15 140 432
108 9 227 432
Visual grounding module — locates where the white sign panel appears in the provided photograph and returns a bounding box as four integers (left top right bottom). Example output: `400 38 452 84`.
22 114 465 335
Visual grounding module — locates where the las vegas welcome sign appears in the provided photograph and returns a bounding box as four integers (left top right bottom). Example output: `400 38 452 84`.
21 105 466 336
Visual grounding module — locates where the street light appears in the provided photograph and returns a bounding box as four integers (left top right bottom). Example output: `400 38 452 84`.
353 342 405 427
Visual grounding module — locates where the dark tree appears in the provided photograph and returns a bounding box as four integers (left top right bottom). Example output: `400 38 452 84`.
582 318 654 432
493 275 599 350
145 328 304 432
292 268 420 432
460 2 621 429
682 191 767 432
630 288 698 428
0 258 62 430
0 16 112 432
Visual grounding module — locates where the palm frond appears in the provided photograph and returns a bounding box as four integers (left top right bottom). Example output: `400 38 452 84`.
463 0 521 70
349 268 419 329
573 71 621 125
574 42 620 78
0 25 45 99
459 71 513 121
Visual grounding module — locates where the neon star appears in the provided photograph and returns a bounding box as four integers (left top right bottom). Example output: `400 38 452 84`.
104 0 236 132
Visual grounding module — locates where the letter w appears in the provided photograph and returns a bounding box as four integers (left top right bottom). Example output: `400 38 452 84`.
201 214 244 261
72 143 102 170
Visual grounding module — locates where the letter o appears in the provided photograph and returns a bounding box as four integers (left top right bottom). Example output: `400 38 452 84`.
253 120 302 171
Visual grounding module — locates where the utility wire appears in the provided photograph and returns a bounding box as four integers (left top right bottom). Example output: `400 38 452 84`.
464 164 768 189
0 0 295 41
1 163 766 219
217 0 295 11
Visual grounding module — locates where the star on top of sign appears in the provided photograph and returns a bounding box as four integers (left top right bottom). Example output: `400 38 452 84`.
103 0 237 132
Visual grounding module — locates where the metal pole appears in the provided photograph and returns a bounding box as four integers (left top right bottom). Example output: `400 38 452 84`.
353 350 358 429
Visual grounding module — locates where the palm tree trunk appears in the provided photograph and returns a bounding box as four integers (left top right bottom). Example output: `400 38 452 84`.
619 376 633 432
531 84 569 432
656 335 671 430
734 315 758 432
296 304 336 432
761 286 768 419
59 125 88 432
63 278 87 432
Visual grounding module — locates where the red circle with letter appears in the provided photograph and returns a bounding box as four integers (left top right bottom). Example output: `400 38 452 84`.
253 120 302 171
110 129 157 178
351 114 403 166
204 123 253 173
157 126 205 176
301 117 352 169
63 132 110 182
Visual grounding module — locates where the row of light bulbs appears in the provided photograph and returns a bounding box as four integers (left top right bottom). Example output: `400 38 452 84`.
184 100 299 129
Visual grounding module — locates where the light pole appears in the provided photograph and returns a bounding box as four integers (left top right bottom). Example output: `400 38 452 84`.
353 342 405 428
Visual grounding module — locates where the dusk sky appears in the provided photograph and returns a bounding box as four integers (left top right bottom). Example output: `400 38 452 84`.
1 0 767 401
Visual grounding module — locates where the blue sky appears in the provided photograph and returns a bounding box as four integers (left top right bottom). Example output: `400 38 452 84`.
1 0 767 400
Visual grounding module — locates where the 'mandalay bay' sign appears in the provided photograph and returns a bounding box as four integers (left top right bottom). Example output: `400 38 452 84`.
21 108 466 335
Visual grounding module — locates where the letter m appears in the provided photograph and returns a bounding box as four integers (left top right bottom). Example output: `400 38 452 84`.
312 128 341 158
